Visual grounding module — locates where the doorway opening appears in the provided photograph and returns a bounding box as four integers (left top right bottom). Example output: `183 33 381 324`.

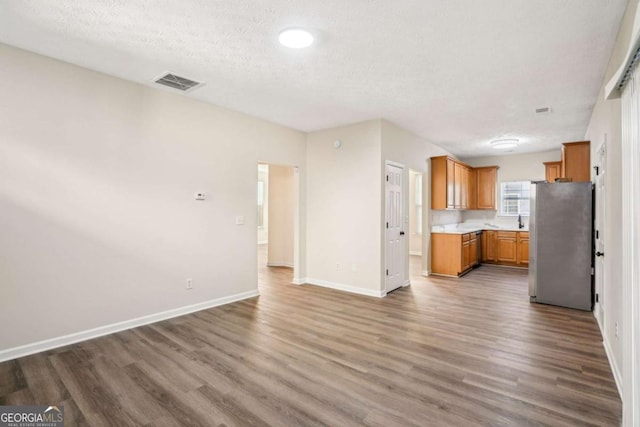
409 169 423 279
257 163 298 290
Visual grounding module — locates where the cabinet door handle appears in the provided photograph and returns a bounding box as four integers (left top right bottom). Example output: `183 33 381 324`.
596 251 604 257
400 231 405 236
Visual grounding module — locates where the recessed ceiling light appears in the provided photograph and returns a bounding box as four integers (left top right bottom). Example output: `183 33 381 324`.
491 138 519 150
278 28 314 49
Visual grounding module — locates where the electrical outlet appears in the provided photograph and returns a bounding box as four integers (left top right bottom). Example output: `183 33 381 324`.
336 263 340 271
615 322 619 338
352 263 357 272
186 278 193 290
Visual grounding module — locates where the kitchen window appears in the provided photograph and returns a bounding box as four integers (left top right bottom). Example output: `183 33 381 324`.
499 181 531 216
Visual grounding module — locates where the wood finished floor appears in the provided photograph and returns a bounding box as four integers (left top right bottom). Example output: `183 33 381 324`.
0 249 622 426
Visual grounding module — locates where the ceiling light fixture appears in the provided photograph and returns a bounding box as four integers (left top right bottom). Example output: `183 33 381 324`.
278 28 314 49
491 138 519 150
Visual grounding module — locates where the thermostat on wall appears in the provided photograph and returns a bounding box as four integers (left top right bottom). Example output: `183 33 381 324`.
194 192 206 200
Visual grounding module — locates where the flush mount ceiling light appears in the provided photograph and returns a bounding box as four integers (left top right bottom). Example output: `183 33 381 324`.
278 28 314 48
491 138 519 150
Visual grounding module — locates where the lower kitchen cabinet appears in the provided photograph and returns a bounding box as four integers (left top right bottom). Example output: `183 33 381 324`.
431 232 479 277
483 230 528 268
497 231 517 263
517 232 529 266
432 229 528 277
462 239 471 272
469 235 478 267
482 230 497 262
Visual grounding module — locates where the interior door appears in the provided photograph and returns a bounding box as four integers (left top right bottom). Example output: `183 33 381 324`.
385 164 404 293
595 142 606 325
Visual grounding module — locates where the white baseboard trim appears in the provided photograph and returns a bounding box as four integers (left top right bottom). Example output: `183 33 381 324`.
257 240 268 245
0 289 260 363
594 306 604 335
403 280 411 287
266 262 294 268
603 334 624 400
409 251 422 256
304 278 385 298
292 277 305 285
422 270 430 277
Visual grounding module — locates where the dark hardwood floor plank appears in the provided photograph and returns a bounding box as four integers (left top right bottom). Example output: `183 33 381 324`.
0 359 27 396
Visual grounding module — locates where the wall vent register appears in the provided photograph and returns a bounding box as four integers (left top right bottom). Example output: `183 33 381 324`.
154 73 203 92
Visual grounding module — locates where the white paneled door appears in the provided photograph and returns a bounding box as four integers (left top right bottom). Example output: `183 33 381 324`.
385 163 405 293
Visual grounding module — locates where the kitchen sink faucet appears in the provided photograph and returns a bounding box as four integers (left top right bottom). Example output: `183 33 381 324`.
518 214 525 229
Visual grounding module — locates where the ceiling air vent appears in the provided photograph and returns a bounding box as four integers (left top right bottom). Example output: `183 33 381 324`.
535 107 551 114
153 73 203 92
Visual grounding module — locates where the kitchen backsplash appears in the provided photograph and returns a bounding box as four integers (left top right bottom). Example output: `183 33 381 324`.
431 210 462 226
462 210 529 229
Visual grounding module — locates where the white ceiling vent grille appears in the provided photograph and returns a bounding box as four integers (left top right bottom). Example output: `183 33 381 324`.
535 107 551 113
154 73 203 92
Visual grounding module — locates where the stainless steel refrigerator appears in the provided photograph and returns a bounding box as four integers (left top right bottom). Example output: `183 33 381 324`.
529 182 593 311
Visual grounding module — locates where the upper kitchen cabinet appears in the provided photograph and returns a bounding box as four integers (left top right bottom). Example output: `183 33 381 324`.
432 156 450 209
561 141 591 182
468 168 477 210
544 161 562 183
432 156 469 210
431 156 497 210
475 166 499 210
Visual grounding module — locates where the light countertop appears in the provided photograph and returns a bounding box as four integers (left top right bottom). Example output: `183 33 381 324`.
431 224 529 234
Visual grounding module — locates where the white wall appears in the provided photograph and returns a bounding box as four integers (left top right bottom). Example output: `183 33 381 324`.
585 0 640 395
267 165 294 268
462 150 561 228
0 43 306 353
305 120 383 294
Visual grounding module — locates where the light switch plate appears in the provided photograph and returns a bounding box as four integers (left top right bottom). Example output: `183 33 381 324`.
235 215 245 225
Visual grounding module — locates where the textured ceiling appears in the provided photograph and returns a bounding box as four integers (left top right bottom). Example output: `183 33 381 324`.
0 0 628 157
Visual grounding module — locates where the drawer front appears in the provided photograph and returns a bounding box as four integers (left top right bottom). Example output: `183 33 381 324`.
519 231 529 239
497 231 517 239
462 233 471 242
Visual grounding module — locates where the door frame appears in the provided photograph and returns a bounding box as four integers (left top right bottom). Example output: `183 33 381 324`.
594 140 606 332
384 160 407 294
256 161 302 286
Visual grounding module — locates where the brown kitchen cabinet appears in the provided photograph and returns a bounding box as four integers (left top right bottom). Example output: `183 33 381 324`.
454 162 464 209
431 156 497 211
482 230 528 268
544 161 562 183
475 166 498 210
469 233 478 266
462 235 471 271
468 168 478 209
431 232 478 276
561 141 591 182
497 231 517 263
432 156 472 210
482 230 497 262
517 232 529 266
433 229 527 276
446 158 455 208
